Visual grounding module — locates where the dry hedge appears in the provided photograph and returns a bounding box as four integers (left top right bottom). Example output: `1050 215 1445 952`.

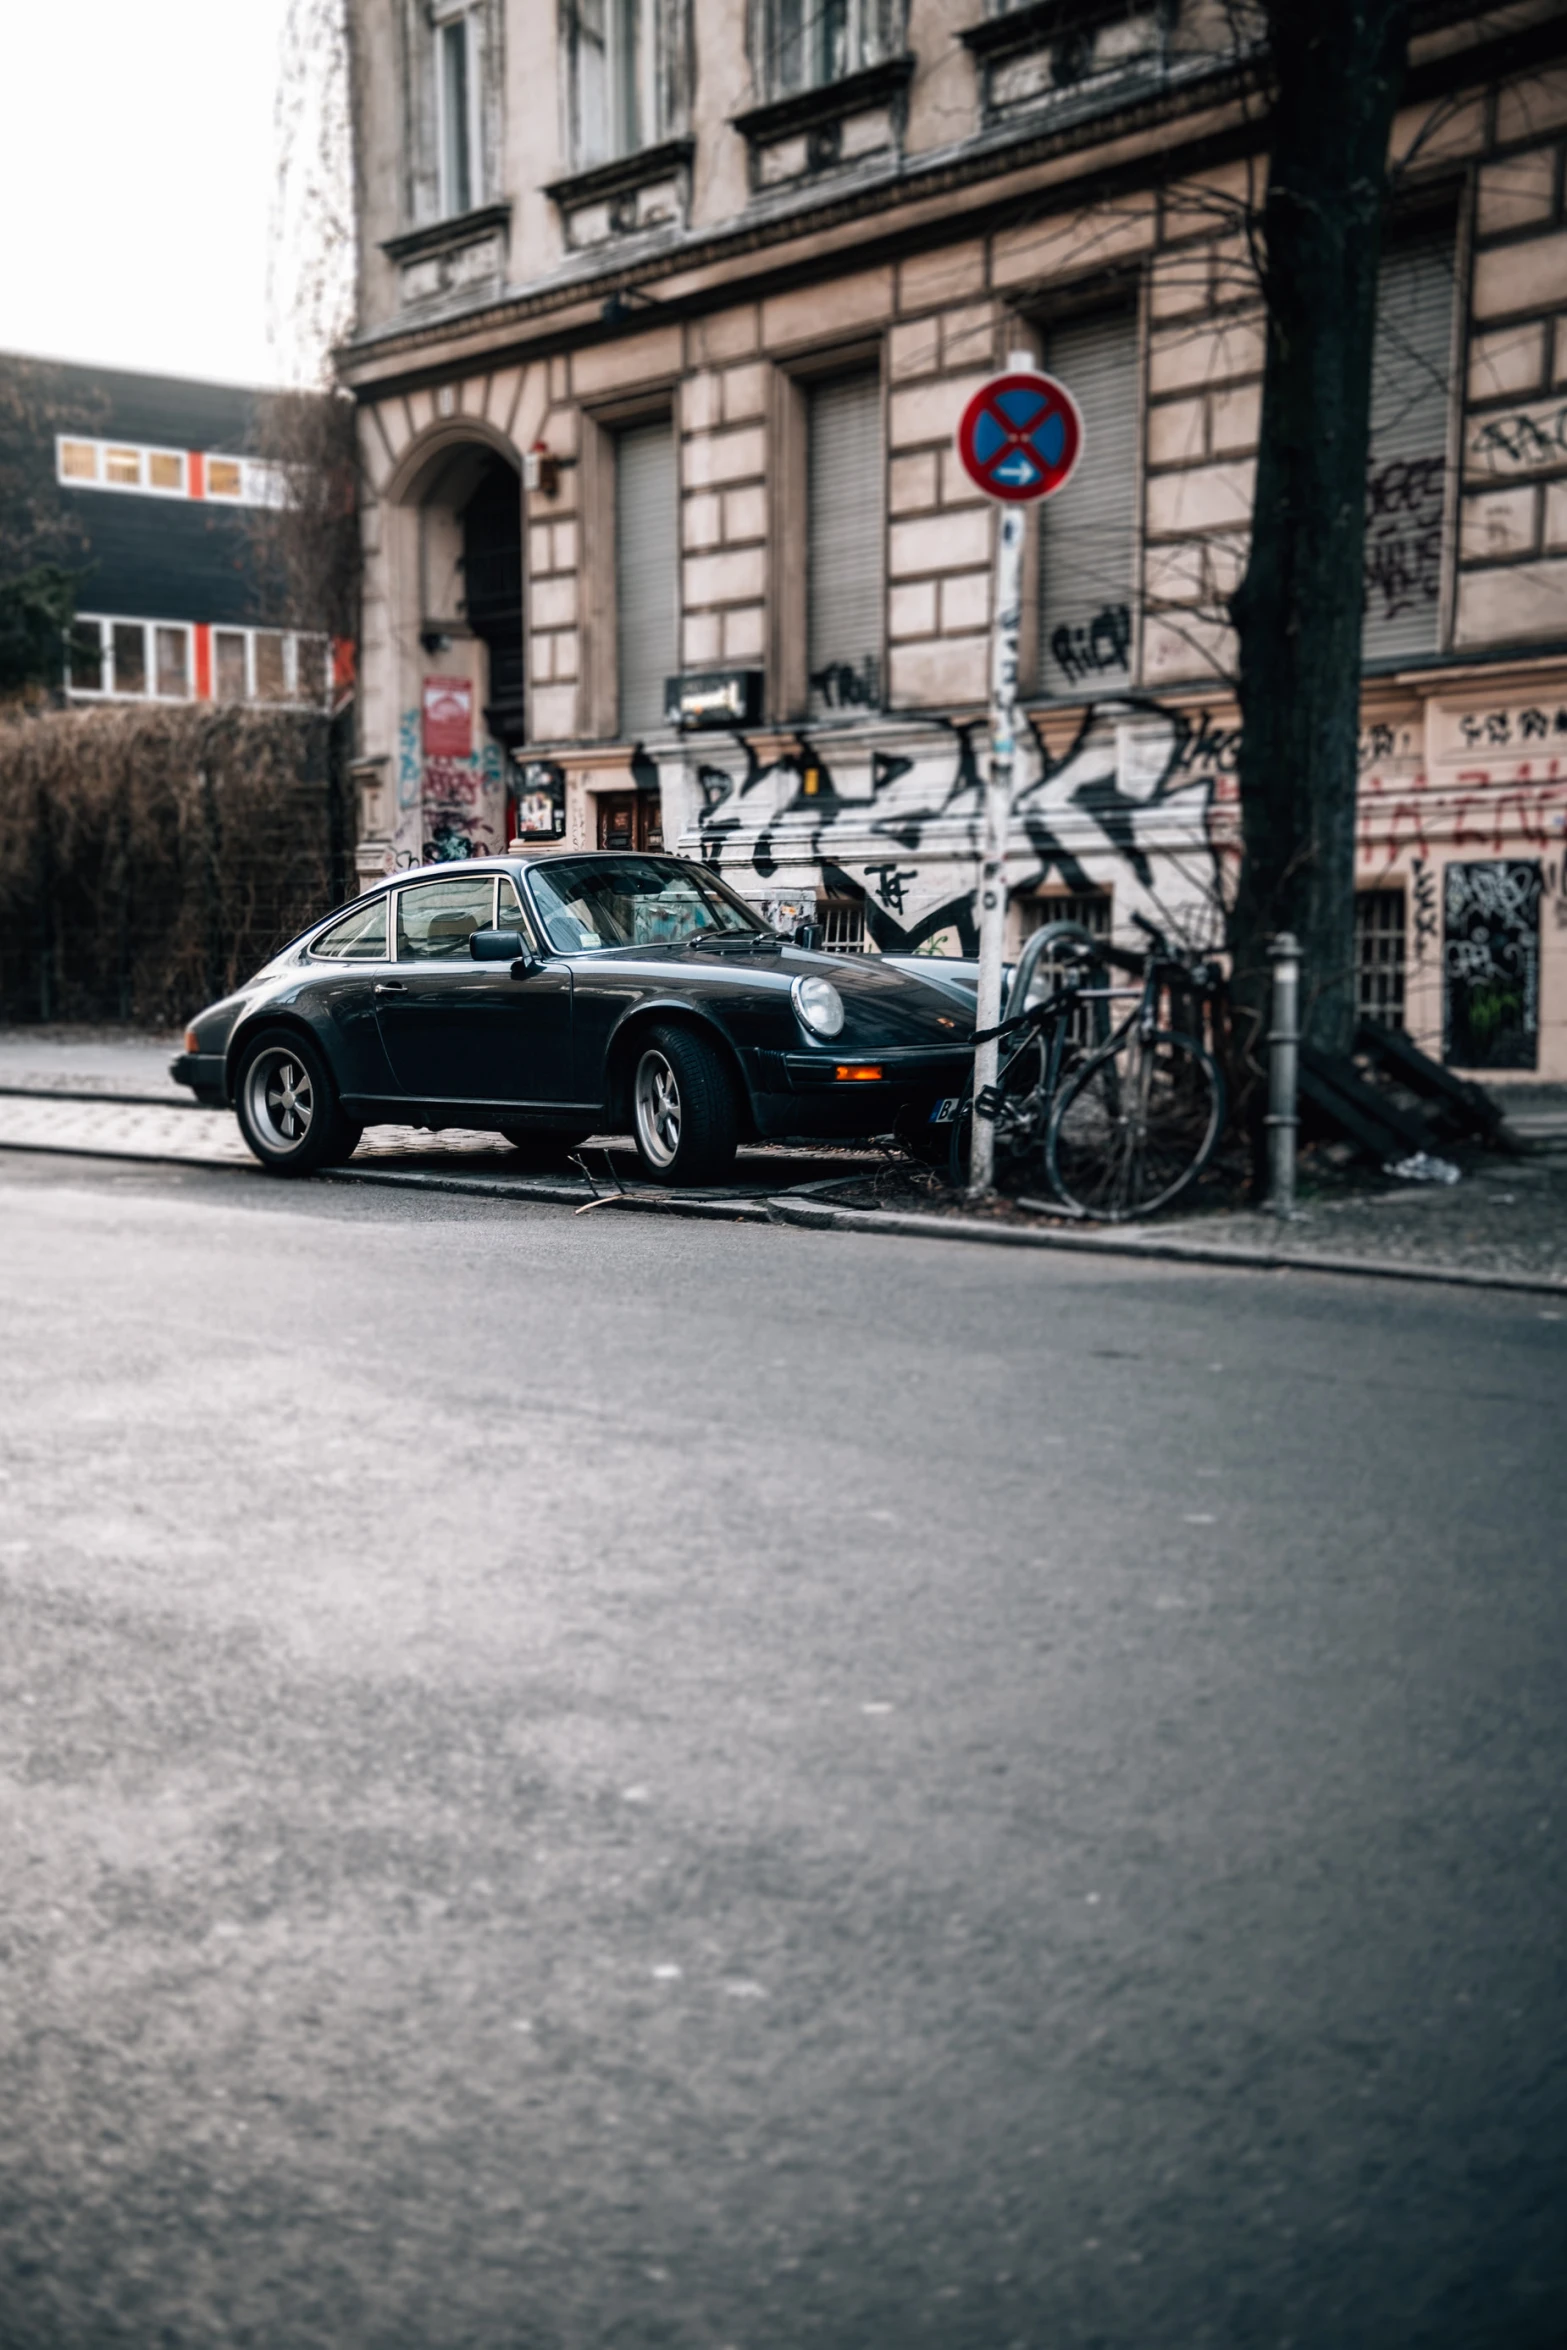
0 703 354 1025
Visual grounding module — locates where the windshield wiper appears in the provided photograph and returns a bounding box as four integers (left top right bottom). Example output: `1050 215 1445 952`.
686 929 781 955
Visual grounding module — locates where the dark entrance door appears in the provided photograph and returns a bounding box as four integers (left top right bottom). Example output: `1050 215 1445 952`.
597 792 663 851
463 460 525 754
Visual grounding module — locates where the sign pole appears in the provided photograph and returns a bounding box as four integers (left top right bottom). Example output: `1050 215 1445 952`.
951 347 1081 1198
969 496 1025 1199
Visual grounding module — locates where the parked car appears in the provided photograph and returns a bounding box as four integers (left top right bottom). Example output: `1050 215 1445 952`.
172 853 977 1183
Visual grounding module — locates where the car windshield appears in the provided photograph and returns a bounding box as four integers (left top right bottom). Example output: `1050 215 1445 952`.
526 857 766 953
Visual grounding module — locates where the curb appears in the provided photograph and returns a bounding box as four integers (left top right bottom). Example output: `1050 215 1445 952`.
763 1195 1567 1298
0 1082 203 1110
324 1163 774 1221
0 1133 776 1223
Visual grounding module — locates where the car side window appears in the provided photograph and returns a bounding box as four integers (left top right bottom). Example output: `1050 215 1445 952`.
311 898 389 961
395 876 497 961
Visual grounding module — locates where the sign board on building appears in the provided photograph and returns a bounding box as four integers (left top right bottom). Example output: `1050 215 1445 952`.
512 759 566 842
955 370 1083 504
422 675 473 760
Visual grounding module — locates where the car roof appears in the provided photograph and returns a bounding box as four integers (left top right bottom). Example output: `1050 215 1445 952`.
361 850 707 893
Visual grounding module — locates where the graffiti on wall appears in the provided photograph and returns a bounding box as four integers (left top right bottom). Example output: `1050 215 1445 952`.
683 691 1237 955
391 707 506 868
1468 399 1567 474
1048 603 1132 689
1364 455 1444 622
1442 858 1541 1071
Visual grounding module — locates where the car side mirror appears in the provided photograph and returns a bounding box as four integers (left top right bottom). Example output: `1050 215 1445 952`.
791 920 821 950
470 927 542 979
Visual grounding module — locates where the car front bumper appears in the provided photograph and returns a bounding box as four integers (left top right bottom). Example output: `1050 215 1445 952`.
743 1046 971 1139
170 1051 229 1104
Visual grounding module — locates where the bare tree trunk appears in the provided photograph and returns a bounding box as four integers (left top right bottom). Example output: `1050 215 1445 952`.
1229 1 1411 1073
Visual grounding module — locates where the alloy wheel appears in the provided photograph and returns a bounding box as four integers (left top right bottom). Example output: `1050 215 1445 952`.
634 1048 681 1172
247 1047 315 1154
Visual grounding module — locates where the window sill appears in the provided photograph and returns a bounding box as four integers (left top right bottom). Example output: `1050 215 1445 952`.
381 201 513 266
544 139 695 215
959 0 1140 66
731 56 915 150
545 139 695 253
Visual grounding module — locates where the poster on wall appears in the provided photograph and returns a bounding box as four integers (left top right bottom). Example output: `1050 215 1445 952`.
1442 859 1541 1071
512 759 565 841
422 675 473 760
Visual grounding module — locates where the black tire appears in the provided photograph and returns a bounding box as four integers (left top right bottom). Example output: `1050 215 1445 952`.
321 1119 363 1167
1047 1026 1223 1221
499 1126 591 1165
233 1028 357 1177
629 1024 738 1185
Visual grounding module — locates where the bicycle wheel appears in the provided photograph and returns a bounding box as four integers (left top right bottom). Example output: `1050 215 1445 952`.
1047 1026 1223 1221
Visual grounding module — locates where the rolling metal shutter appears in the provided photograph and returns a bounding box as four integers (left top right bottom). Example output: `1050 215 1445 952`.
1037 306 1139 697
1363 230 1456 665
616 417 677 737
808 371 884 718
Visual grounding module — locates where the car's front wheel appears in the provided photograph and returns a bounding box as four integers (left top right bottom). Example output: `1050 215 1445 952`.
630 1026 737 1185
234 1029 357 1176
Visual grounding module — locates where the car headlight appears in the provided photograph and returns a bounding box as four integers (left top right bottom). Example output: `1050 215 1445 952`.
791 974 845 1039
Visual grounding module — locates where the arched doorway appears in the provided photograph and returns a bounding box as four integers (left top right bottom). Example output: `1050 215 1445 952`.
386 428 524 867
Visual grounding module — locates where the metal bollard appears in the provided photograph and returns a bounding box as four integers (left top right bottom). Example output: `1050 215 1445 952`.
1266 931 1300 1219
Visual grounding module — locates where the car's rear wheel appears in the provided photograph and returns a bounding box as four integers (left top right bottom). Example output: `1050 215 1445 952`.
499 1126 591 1165
234 1030 356 1176
631 1026 738 1185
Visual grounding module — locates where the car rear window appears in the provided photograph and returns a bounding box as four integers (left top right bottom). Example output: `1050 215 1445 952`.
311 898 388 961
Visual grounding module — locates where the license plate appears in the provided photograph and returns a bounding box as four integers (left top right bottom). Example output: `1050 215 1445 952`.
929 1098 962 1125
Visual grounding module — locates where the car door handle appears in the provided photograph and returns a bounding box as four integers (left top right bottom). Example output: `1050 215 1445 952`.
373 981 407 995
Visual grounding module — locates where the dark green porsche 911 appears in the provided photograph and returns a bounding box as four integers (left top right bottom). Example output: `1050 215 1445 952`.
172 852 977 1184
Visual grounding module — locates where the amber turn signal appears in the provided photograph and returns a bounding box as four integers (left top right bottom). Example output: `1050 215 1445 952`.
834 1064 884 1082
184 1027 200 1053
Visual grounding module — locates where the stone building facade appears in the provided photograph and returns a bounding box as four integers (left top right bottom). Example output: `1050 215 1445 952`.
342 0 1567 1080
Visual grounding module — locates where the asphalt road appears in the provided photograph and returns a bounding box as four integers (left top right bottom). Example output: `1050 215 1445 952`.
0 1153 1562 2350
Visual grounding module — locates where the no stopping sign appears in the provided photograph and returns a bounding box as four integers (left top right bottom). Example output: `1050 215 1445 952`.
956 370 1083 503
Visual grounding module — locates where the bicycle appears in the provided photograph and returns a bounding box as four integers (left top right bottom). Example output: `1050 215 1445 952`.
943 913 1227 1221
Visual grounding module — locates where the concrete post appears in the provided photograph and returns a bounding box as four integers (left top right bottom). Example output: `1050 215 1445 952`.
1266 931 1301 1219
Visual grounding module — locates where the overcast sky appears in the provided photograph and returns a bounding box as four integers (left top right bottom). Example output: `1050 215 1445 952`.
2 0 296 387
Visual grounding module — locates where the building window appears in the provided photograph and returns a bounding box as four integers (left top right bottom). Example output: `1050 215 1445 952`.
762 0 896 97
68 620 103 690
615 417 677 736
1037 306 1139 696
154 626 189 700
68 616 329 707
435 2 482 214
112 622 148 697
67 618 189 702
567 0 665 167
807 370 883 720
215 630 249 702
1355 888 1407 1029
55 436 281 506
815 897 869 952
1363 228 1455 666
1017 888 1112 1044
